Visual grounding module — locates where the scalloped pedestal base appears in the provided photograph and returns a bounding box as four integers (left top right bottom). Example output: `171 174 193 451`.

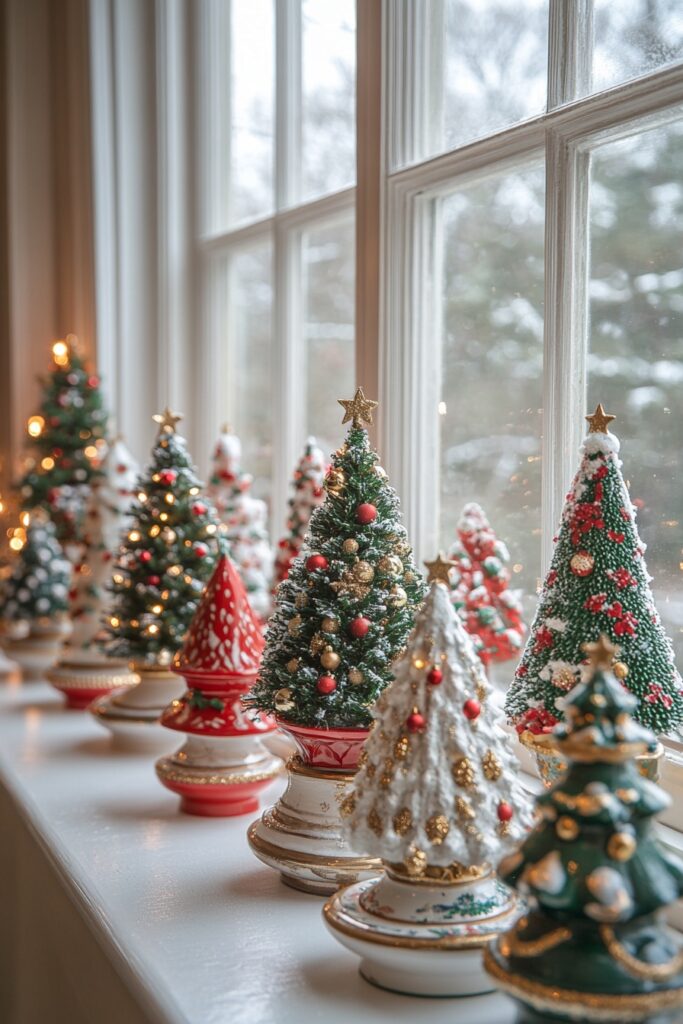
1 631 64 681
156 734 281 817
247 756 381 895
324 873 520 997
47 660 138 709
90 668 183 751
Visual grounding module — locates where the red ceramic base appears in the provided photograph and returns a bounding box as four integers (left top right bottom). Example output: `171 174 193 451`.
157 773 272 817
64 687 114 710
276 719 369 770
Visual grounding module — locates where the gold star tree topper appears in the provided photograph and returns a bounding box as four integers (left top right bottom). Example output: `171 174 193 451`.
585 403 616 434
424 552 457 585
153 408 183 435
338 387 378 429
582 634 620 671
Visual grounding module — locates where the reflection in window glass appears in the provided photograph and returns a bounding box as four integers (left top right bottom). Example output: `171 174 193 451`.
592 0 683 96
442 0 547 153
229 0 274 225
224 246 273 506
301 0 356 200
439 168 545 667
588 121 683 668
302 218 355 457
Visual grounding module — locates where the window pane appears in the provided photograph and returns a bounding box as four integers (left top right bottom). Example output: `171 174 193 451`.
588 120 683 671
439 167 545 673
215 245 273 508
302 217 355 456
592 0 683 95
442 0 548 152
301 0 356 200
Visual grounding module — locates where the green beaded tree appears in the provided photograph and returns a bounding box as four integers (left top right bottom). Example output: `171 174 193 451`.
0 511 70 627
103 409 223 667
246 389 426 729
486 635 683 1020
505 404 683 736
19 336 107 546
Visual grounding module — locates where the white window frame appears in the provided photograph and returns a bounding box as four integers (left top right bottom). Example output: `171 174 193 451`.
381 0 683 827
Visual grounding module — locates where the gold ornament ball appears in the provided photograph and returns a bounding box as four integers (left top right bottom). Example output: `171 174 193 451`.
403 848 427 877
378 554 403 577
294 592 308 609
348 667 364 685
607 831 637 862
570 550 595 577
321 616 340 634
286 657 299 674
388 585 408 608
274 688 295 712
556 815 580 841
395 540 411 558
353 560 375 583
287 614 302 637
342 538 359 555
320 646 341 670
613 661 629 680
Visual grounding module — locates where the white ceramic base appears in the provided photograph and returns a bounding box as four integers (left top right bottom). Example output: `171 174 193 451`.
324 873 521 997
1 629 64 680
247 756 381 895
90 667 184 751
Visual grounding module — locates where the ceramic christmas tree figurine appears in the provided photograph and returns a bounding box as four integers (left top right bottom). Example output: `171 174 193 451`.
0 511 72 678
449 503 526 671
19 336 107 555
247 388 426 895
156 554 281 816
47 439 139 708
324 555 533 997
208 426 273 623
486 635 683 1022
91 410 223 748
273 438 326 590
506 405 683 781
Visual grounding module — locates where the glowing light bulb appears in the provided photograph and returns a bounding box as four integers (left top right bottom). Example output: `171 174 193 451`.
20 512 30 527
9 537 23 551
27 416 44 438
189 487 199 496
159 513 168 522
52 340 69 365
413 658 426 670
110 616 120 628
130 619 140 628
129 530 141 542
205 524 216 535
138 492 148 502
164 493 175 505
41 456 55 470
113 574 124 584
84 445 98 459
151 604 163 615
148 624 159 635
149 525 160 537
168 565 181 577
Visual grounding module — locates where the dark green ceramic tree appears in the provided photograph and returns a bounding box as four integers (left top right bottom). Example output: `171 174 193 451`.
486 635 683 1021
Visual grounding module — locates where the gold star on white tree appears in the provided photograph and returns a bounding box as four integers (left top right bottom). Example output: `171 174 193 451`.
424 553 457 585
582 634 620 671
153 408 183 436
338 388 378 429
585 403 616 434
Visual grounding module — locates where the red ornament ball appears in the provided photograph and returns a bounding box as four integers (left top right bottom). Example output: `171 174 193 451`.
159 469 177 486
349 616 371 638
356 503 377 525
147 575 161 586
87 375 100 388
191 502 208 516
306 553 329 572
497 802 513 822
406 710 426 733
194 543 208 558
427 667 443 686
463 698 481 720
139 551 152 564
317 675 337 695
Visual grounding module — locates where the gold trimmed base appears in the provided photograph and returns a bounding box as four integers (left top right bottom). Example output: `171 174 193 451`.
156 756 281 788
484 947 683 1022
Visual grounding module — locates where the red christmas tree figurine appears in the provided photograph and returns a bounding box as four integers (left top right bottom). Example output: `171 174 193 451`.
448 503 526 670
155 554 281 817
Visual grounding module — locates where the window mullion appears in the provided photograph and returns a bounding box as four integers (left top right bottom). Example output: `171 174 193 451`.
547 0 594 109
275 0 302 209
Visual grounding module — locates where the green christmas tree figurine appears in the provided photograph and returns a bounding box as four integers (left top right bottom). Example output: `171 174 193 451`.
246 388 426 728
19 336 107 550
103 409 223 668
486 635 683 1022
506 404 683 738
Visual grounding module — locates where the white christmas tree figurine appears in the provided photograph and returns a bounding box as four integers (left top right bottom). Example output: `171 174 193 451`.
47 438 139 707
273 438 326 590
324 554 534 998
208 426 273 623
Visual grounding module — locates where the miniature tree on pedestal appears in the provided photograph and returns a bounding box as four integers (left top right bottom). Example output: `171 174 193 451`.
247 389 426 895
323 555 533 997
207 426 273 623
47 439 140 707
449 502 526 670
91 410 223 746
506 405 683 750
0 511 71 677
273 438 326 590
486 635 683 1021
19 336 107 552
156 554 281 817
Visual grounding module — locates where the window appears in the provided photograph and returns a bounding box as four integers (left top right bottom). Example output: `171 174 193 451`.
197 0 356 529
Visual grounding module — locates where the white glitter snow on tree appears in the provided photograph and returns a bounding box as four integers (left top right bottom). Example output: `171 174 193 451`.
273 438 326 590
324 554 533 997
207 427 273 624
